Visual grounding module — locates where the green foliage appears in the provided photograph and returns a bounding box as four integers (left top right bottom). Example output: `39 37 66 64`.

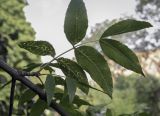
0 0 40 114
45 75 55 105
18 88 36 106
75 46 113 97
100 39 144 75
106 109 112 116
19 41 56 57
64 0 88 45
30 99 48 116
57 57 89 94
101 19 152 38
66 77 77 103
0 0 153 115
0 0 40 68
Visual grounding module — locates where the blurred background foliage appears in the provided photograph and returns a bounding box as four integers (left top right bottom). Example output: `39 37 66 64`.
0 0 160 116
0 0 40 115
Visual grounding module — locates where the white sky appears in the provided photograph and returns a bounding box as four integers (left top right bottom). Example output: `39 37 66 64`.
24 0 136 62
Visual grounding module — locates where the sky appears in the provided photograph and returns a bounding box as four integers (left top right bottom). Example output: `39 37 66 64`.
24 0 137 62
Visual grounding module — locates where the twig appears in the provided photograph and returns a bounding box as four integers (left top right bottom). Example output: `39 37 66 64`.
8 79 16 116
37 39 99 73
37 76 44 86
0 80 12 90
37 47 74 72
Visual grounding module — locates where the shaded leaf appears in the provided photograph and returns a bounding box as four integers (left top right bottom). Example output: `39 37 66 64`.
45 75 55 105
78 81 107 94
55 76 65 86
75 46 113 97
18 89 36 106
101 19 152 38
57 58 89 94
60 95 83 116
66 77 77 103
24 63 41 71
30 99 47 116
73 97 92 107
54 92 91 107
19 41 55 57
24 63 55 73
64 0 88 45
100 39 144 75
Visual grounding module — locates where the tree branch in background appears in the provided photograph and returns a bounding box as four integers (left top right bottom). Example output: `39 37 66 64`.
8 79 16 116
0 59 68 116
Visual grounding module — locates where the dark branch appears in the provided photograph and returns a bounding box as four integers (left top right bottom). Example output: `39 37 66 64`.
0 59 68 116
9 79 16 116
18 70 40 77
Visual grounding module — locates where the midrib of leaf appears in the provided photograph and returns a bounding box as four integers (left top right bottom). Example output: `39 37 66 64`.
101 39 139 69
102 21 131 37
75 8 78 41
72 2 79 43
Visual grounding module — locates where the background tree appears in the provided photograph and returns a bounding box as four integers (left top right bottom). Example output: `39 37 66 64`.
0 0 40 67
0 0 40 115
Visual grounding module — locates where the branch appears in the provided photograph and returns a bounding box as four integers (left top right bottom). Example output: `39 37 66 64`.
9 79 16 116
0 59 69 116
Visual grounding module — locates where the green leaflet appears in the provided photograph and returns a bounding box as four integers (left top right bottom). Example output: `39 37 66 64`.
66 77 77 103
57 58 89 94
54 76 65 86
18 89 36 107
75 46 113 97
64 0 88 45
45 75 55 105
101 19 152 38
30 99 47 116
19 41 55 57
100 39 144 76
54 92 91 107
